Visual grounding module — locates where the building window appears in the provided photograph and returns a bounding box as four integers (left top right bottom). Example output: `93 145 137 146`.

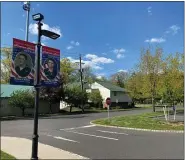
114 92 117 96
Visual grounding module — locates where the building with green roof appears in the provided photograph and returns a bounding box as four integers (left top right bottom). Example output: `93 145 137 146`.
0 84 60 117
85 81 132 108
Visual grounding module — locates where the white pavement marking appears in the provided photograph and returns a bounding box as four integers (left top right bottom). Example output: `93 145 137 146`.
60 124 96 131
47 134 79 143
97 130 129 135
65 130 119 141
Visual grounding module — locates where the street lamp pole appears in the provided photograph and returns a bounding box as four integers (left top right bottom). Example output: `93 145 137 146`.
31 20 42 160
31 13 60 160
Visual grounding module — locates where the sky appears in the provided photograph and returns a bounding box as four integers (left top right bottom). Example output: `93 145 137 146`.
1 1 184 79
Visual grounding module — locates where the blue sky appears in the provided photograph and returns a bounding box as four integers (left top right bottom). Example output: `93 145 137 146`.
1 1 184 78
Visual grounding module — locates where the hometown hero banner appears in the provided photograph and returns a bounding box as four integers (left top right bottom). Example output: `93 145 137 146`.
41 46 60 87
10 38 35 86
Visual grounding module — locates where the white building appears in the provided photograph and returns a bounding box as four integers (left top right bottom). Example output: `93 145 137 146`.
85 81 132 108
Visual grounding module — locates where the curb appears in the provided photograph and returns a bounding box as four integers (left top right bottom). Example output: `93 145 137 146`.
90 121 184 133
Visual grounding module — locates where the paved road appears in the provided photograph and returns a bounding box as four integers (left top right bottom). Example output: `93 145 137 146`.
1 108 184 159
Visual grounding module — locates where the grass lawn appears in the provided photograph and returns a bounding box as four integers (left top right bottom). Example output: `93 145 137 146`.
92 110 184 131
1 150 16 160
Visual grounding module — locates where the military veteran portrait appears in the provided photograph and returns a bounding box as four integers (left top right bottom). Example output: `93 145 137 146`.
44 58 57 80
14 52 32 77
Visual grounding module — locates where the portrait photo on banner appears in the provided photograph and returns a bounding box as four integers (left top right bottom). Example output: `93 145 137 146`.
41 46 60 87
10 38 35 86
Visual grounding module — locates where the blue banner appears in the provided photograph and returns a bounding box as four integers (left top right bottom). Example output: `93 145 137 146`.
10 38 35 86
41 46 60 87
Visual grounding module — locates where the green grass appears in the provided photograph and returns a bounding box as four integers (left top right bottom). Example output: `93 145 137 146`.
135 104 152 108
1 150 16 160
92 110 184 131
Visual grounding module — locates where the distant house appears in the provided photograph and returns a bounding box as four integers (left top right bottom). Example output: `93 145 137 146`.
0 84 60 117
85 81 132 108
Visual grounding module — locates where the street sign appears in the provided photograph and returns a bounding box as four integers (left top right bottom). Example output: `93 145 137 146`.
106 97 111 120
41 46 60 87
10 38 36 86
106 97 111 105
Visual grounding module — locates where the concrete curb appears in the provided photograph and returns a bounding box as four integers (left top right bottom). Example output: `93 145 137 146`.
1 136 88 159
90 121 184 133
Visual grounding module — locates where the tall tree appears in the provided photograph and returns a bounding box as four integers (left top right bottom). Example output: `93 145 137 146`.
139 47 163 112
60 58 75 85
160 53 184 105
110 71 128 88
1 47 12 83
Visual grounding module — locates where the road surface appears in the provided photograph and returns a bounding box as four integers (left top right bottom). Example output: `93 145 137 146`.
1 109 184 159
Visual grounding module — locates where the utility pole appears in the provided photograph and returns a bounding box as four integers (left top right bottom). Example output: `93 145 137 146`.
79 54 84 113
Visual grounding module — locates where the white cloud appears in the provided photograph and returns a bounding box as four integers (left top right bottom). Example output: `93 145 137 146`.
169 25 180 35
165 25 180 36
75 42 80 46
85 54 114 64
102 53 107 55
145 37 166 43
113 48 126 54
147 6 152 16
22 14 25 17
36 3 40 7
7 33 10 36
70 40 80 46
20 28 24 32
68 54 114 71
117 54 125 59
113 48 126 59
29 23 62 37
67 56 103 70
118 69 128 73
66 46 73 50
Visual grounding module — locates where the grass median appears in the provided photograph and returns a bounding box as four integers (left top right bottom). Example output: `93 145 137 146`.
1 150 16 160
92 110 184 131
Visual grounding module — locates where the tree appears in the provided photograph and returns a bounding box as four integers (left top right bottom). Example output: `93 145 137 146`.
160 53 184 106
39 73 64 113
63 85 88 113
88 90 103 108
1 47 12 84
40 86 64 113
8 89 34 116
138 47 163 112
110 71 128 88
125 71 146 104
60 58 75 84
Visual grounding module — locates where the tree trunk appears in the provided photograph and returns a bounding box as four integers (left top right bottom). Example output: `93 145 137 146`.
22 108 25 117
152 96 155 112
49 102 52 114
70 105 73 113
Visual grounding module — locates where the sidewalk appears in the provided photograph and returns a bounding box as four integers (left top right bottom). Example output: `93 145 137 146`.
1 136 88 159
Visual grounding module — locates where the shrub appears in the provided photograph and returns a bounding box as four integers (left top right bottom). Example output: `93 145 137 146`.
8 89 34 116
88 90 103 108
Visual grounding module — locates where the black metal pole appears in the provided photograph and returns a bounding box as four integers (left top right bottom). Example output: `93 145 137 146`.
31 21 42 160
